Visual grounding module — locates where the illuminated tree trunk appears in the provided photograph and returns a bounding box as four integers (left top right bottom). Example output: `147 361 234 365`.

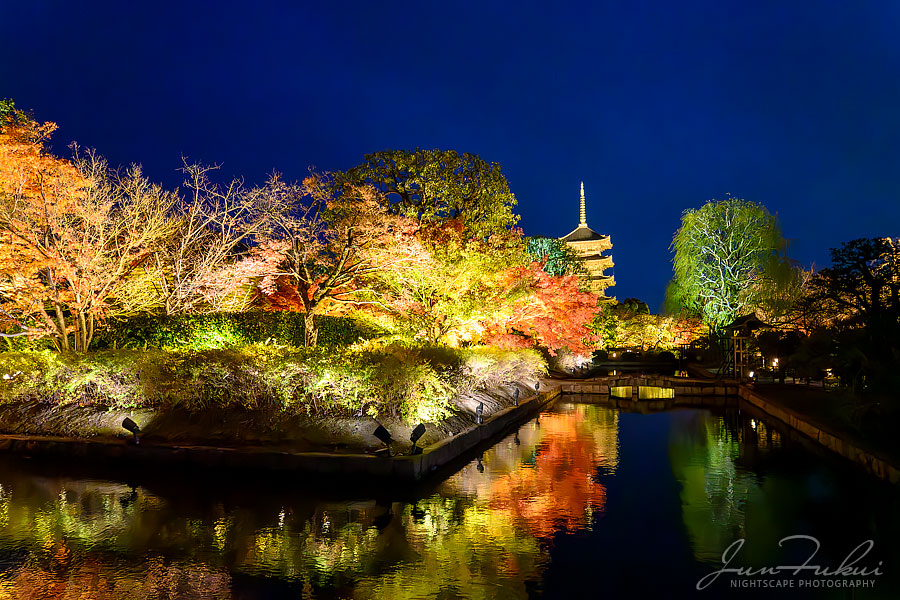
303 313 318 348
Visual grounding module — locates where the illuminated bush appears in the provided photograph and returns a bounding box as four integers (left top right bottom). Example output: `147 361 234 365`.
0 342 546 427
91 312 378 350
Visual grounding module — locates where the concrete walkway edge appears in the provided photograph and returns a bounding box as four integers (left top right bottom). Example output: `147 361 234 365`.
738 385 900 484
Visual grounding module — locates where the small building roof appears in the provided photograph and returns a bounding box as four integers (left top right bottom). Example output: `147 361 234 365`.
723 312 773 333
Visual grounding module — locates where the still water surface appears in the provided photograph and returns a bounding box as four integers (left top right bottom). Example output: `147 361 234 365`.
0 398 897 598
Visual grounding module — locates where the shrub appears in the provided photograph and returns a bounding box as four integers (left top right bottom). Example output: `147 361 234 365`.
0 343 547 425
0 350 149 409
91 312 379 350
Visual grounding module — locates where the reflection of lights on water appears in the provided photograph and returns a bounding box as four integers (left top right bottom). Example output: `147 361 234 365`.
278 509 285 528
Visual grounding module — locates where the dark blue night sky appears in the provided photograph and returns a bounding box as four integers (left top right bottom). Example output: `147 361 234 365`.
4 1 899 308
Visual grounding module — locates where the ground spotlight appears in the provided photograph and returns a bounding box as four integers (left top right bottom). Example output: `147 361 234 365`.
409 423 426 455
513 388 519 406
373 423 392 456
475 402 484 425
535 381 540 391
122 417 141 445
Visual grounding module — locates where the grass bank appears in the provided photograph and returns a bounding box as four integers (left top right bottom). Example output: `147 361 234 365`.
0 343 546 453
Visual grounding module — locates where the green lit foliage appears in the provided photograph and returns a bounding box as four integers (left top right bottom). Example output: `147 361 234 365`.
0 344 545 425
592 299 704 351
353 221 529 346
340 149 519 241
0 98 21 125
667 197 801 329
91 312 376 351
525 236 588 279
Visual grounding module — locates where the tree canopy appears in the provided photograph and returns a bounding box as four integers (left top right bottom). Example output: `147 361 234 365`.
667 197 800 329
525 236 587 279
0 109 174 351
341 149 519 240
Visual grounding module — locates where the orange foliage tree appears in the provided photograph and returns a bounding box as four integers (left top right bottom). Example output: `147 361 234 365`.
0 102 173 351
483 262 600 355
350 219 601 353
255 172 425 346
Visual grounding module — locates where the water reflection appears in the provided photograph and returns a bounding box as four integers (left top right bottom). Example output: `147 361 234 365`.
0 401 896 598
0 403 620 599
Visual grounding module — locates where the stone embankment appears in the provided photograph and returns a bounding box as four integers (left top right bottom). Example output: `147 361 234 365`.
553 371 900 484
738 385 900 484
0 385 560 482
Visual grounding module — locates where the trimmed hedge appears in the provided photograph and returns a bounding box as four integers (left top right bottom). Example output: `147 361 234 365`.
91 312 379 350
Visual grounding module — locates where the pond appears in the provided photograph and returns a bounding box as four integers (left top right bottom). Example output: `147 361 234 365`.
0 398 897 599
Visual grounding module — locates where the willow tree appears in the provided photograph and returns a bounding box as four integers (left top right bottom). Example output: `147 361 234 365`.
667 197 799 329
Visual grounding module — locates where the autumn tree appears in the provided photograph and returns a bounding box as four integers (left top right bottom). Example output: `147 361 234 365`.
667 197 801 329
256 173 423 346
482 261 600 356
0 105 173 351
357 223 519 345
592 299 703 351
355 227 599 354
340 149 519 240
806 237 900 333
797 237 900 394
118 162 290 315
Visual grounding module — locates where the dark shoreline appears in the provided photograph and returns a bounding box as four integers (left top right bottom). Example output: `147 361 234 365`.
0 386 561 487
558 370 900 484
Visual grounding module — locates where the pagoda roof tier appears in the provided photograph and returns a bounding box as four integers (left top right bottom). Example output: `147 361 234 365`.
561 224 610 243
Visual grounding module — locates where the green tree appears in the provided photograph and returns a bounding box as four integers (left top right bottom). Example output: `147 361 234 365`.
0 99 15 124
341 149 519 240
525 236 587 279
667 197 799 329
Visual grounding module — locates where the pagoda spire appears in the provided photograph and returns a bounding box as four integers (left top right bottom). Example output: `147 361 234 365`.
579 181 587 226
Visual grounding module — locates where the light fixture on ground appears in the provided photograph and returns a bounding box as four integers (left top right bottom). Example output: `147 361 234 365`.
475 402 484 425
373 423 392 457
534 381 540 391
513 388 519 406
409 423 426 455
122 417 141 444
